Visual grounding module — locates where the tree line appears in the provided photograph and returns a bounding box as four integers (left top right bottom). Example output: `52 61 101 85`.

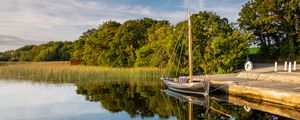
0 0 299 74
0 41 73 61
238 0 300 61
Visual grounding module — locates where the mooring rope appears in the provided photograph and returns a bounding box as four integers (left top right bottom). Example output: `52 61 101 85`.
209 81 237 93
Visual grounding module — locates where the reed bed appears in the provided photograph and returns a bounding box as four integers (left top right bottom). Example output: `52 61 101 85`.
0 62 164 86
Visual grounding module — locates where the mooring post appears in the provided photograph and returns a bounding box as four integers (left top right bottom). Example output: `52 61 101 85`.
274 62 277 72
294 61 297 71
284 61 287 71
288 62 292 72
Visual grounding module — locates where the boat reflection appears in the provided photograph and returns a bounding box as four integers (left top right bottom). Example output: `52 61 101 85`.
163 88 300 120
163 89 207 106
163 89 235 120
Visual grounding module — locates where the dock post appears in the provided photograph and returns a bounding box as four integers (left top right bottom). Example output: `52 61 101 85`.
294 61 296 71
274 62 277 72
288 62 292 72
284 61 287 71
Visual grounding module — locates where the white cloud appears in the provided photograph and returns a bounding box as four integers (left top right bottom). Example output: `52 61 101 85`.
0 34 44 51
0 0 175 42
0 0 246 50
182 0 246 22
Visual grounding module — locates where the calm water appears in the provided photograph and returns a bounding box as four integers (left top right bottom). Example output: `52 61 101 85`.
0 79 296 120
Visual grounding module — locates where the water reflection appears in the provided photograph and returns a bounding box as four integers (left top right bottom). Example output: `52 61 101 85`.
75 80 294 120
0 79 297 120
76 81 175 119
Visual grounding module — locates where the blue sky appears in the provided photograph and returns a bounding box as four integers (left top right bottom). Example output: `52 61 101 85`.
0 0 247 51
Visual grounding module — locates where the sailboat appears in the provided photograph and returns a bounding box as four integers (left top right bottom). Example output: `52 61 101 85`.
161 8 209 95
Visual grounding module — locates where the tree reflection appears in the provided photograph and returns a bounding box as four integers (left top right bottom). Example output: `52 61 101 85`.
75 80 291 120
76 81 179 119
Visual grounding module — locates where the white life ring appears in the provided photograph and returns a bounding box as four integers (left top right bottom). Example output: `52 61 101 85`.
244 106 251 112
245 61 253 71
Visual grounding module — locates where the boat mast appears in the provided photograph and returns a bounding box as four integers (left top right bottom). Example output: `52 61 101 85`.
188 6 193 83
189 102 193 120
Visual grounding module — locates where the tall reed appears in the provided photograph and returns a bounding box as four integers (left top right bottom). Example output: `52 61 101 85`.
0 62 164 86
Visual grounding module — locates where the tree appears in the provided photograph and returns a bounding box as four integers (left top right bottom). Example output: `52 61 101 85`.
0 51 14 61
71 39 85 61
191 11 234 74
94 21 121 66
109 18 157 67
72 21 122 66
1 11 255 75
200 30 253 74
15 45 35 61
80 29 97 65
165 11 235 75
58 41 73 61
33 41 72 61
238 0 300 60
135 21 172 67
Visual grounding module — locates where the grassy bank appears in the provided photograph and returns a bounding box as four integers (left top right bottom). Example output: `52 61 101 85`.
0 61 163 86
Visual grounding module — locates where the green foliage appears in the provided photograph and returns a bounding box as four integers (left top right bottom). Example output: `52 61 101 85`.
109 18 157 67
74 21 121 65
238 0 300 61
16 45 36 61
159 11 238 75
0 41 73 62
201 30 253 74
192 11 234 74
135 23 173 67
32 41 73 61
0 50 14 61
1 11 257 74
71 39 85 61
248 47 260 55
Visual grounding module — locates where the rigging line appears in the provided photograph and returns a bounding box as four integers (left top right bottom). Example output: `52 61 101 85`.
205 75 210 94
209 84 229 93
210 96 239 117
175 35 185 77
210 98 229 116
156 47 164 69
172 29 187 78
158 48 169 71
175 16 190 78
160 90 173 115
174 95 183 119
162 26 185 78
167 45 179 78
209 106 231 118
205 95 210 115
162 6 189 78
162 38 179 78
153 45 163 65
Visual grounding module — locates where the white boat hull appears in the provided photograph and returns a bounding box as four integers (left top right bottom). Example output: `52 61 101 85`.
162 78 208 95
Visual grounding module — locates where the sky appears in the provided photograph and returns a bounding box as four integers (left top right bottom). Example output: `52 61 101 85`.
0 0 247 51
